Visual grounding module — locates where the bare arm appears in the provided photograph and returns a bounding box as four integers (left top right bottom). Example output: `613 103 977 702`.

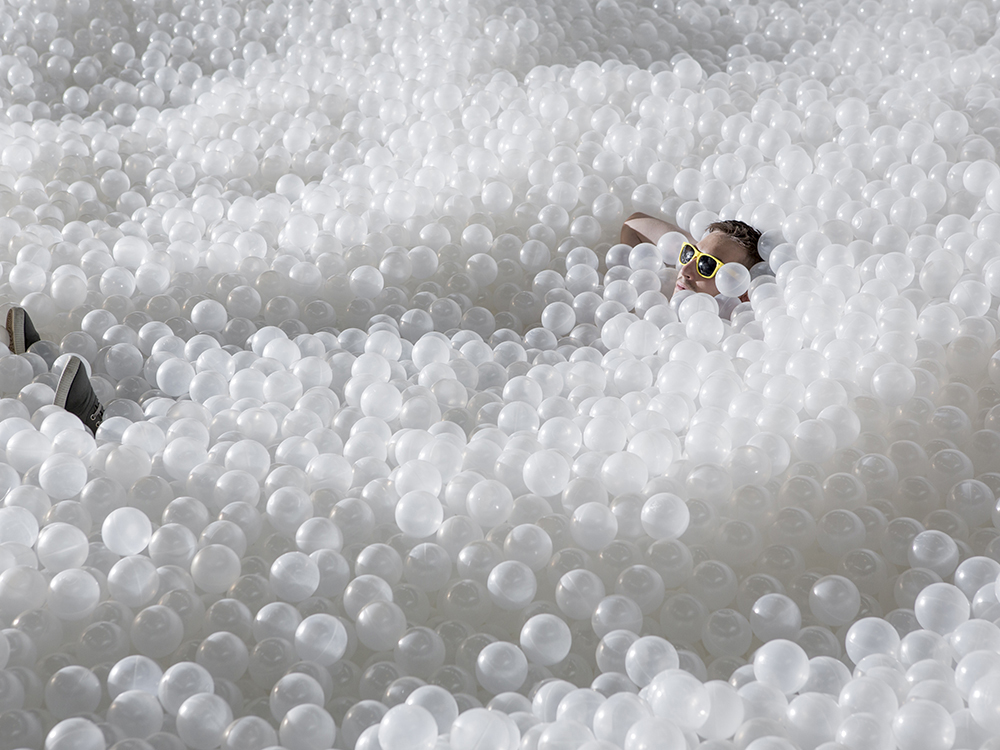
620 212 694 247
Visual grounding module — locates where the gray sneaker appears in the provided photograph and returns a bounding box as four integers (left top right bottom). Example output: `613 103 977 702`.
54 356 105 436
5 306 40 355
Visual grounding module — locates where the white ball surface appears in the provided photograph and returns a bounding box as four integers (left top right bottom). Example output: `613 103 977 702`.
101 507 153 556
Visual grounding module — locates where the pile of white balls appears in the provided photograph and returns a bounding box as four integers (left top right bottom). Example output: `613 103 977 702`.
3 0 1000 748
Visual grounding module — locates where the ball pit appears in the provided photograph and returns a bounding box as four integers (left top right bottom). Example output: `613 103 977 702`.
1 0 1000 748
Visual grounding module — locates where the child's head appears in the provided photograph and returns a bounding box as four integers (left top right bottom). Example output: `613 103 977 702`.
675 220 762 297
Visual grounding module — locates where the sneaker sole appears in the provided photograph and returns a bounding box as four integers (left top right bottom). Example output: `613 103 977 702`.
54 356 81 410
6 307 23 355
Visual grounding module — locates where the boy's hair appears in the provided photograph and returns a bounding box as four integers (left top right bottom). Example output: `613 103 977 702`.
707 220 763 267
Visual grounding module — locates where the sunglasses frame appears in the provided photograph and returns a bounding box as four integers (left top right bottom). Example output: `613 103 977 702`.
678 242 724 279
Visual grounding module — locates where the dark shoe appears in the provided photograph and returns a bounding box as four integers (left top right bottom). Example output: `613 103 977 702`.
54 356 105 436
6 307 40 355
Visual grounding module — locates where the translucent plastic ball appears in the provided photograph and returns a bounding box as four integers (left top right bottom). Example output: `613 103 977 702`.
6 428 52 473
394 459 442 497
295 517 343 555
556 569 606 620
356 600 407 651
716 263 751 298
48 569 100 621
378 704 438 750
269 672 324 721
685 421 732 465
158 662 214 715
836 711 894 750
466 479 514 529
570 502 618 550
702 608 753 658
785 692 839 749
270 552 320 603
646 668 710 730
539 720 596 750
891 699 955 750
360 382 402 420
590 594 642 638
476 641 528 694
175 692 233 750
596 629 638 674
191 300 228 333
504 524 553 571
266 487 313 537
844 617 900 664
487 560 537 610
600 451 649 496
621 716 684 750
624 636 679 687
107 555 159 608
750 594 802 641
342 574 393 620
292 613 347 666
914 583 970 635
108 655 163 699
871 363 916 407
162 437 209 481
106 689 164 739
593 693 653 747
404 685 458 735
0 505 39 546
949 620 1000 659
450 708 513 750
908 530 959 577
190 544 242 594
36 522 89 572
279 704 337 750
585 416 627 453
701 681 746 741
132 605 185 658
623 320 662 356
809 575 862 626
519 613 572 666
686 310 725 344
395 491 443 538
38 454 88 500
523 450 571 497
44 718 106 750
0 566 48 623
640 493 690 540
969 671 1000 733
102 507 153 556
753 639 810 694
541 302 576 336
157 358 196 397
222 716 278 750
791 420 837 463
45 666 102 719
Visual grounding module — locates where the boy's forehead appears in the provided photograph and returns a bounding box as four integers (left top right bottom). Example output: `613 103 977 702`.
699 231 745 259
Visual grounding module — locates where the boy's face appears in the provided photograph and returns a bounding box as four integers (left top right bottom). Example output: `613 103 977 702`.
675 231 751 297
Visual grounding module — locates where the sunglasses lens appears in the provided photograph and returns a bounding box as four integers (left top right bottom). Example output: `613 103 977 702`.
698 255 718 278
679 245 695 264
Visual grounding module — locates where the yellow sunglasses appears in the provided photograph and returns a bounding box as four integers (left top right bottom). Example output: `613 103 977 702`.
678 242 723 279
